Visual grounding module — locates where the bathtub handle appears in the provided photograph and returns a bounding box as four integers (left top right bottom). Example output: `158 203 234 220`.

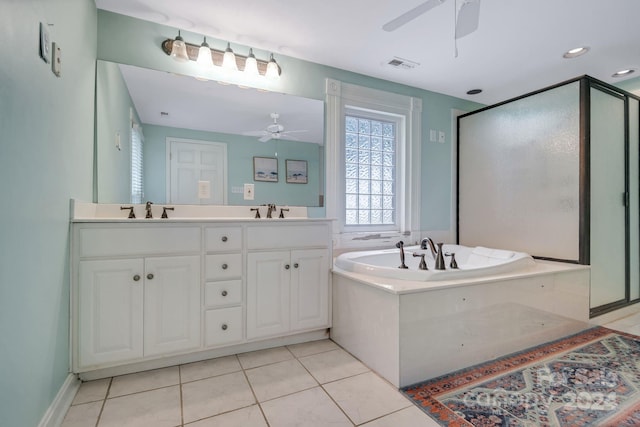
413 253 428 270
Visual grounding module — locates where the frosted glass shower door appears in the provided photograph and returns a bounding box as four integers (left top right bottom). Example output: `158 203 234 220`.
589 86 627 309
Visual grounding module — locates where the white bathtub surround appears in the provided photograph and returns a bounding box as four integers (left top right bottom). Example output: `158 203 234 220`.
331 258 590 388
70 199 308 221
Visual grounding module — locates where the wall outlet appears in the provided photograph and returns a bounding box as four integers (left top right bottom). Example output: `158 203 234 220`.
244 183 255 200
438 131 446 143
52 42 61 77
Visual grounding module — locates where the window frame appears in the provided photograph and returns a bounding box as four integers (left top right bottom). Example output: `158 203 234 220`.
325 79 421 248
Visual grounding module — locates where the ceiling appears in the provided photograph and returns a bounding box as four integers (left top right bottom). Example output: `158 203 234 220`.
118 63 324 144
96 0 640 105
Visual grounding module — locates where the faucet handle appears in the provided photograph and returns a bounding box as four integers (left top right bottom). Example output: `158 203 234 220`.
120 206 135 219
161 206 174 219
250 208 261 219
279 208 290 218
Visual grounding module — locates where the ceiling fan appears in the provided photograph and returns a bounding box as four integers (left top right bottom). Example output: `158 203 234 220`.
243 113 308 142
382 0 481 39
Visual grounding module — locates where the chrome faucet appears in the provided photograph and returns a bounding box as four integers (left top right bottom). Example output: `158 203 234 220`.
145 201 153 219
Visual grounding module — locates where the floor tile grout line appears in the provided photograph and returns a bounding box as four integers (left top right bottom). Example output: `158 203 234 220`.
239 365 271 427
93 377 112 427
178 365 185 427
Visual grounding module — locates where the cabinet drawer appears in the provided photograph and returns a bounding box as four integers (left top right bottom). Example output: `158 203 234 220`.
205 253 242 280
247 224 330 249
205 280 242 308
78 226 200 257
205 307 243 347
206 227 242 252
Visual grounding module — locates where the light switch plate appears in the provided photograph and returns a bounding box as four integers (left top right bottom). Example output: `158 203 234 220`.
244 183 255 200
429 129 437 142
39 22 50 63
198 181 211 199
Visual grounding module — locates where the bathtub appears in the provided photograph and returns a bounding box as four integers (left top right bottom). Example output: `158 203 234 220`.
334 244 536 281
330 245 591 388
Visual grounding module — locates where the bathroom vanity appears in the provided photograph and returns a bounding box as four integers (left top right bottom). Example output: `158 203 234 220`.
70 202 332 379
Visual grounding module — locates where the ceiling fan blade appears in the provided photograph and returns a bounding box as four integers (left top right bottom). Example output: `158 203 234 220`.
455 0 480 39
258 135 272 142
282 130 308 134
382 0 446 32
243 131 267 136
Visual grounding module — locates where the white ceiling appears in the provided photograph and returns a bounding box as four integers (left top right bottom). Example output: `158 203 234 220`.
118 63 324 144
96 0 640 105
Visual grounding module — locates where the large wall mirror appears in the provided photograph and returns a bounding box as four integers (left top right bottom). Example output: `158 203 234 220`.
95 60 325 206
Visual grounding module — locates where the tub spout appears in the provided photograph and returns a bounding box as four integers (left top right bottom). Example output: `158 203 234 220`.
395 241 409 269
420 238 438 259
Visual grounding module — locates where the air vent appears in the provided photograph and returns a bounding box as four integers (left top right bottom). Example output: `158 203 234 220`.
386 56 420 70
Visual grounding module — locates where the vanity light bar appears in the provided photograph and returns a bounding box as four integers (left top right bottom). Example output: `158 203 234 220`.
161 39 281 77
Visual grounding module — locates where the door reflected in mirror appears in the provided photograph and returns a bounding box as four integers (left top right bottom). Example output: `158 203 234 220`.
95 60 324 206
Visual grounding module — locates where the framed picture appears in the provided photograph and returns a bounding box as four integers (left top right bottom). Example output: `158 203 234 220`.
253 156 278 182
286 159 308 184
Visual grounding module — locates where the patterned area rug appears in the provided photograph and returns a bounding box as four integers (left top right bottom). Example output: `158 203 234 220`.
402 327 640 426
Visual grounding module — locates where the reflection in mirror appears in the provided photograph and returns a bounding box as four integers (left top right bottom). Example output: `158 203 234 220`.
95 60 324 206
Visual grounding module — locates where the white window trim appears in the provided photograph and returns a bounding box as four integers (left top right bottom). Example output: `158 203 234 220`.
325 78 421 249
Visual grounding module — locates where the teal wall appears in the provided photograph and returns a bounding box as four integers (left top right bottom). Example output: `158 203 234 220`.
96 60 141 203
0 1 97 426
143 124 322 206
96 10 483 231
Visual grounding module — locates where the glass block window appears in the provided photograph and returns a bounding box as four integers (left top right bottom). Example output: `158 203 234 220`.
345 115 396 225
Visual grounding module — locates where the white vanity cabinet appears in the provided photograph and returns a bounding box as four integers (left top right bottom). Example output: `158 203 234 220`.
71 217 332 377
246 224 331 340
73 225 201 371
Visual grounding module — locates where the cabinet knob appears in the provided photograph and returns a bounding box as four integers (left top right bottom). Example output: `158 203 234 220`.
147 273 154 280
221 290 228 297
133 274 141 282
221 324 228 331
285 264 290 270
221 236 228 242
294 263 299 268
222 263 228 270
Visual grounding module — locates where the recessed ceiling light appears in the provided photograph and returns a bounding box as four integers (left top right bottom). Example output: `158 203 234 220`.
562 46 589 59
612 69 635 78
467 89 482 95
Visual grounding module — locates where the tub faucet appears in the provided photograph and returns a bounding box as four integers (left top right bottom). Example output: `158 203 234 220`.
266 203 276 218
145 201 153 219
396 241 408 269
420 238 438 259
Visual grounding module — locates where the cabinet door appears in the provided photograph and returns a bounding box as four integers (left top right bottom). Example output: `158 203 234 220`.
247 251 290 339
290 249 330 331
78 259 144 368
144 256 201 356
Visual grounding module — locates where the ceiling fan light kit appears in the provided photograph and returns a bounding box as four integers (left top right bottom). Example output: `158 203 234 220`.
162 31 281 80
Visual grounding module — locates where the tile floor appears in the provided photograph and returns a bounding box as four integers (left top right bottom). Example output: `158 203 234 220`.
62 314 640 427
61 339 440 427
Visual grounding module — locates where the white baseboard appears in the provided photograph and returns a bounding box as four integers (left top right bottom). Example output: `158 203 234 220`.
38 373 81 427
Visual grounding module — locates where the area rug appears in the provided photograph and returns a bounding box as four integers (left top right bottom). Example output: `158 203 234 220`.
402 326 640 426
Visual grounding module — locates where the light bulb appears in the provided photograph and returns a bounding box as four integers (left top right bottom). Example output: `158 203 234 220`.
265 53 280 80
222 42 238 71
197 37 213 69
170 31 189 63
244 48 259 76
